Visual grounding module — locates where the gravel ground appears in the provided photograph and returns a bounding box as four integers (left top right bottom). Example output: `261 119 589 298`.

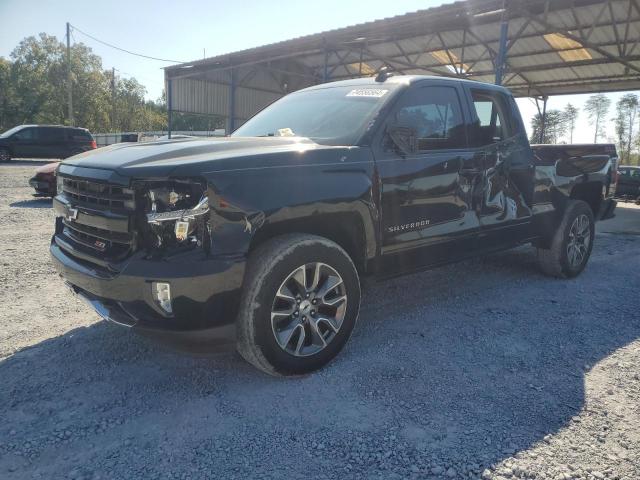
1 160 639 480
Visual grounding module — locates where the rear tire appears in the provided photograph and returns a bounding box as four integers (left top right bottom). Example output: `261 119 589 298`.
0 148 11 162
237 234 361 376
537 200 595 278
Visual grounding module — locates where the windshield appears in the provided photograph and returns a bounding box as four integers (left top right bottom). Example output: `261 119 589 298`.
0 125 25 138
232 85 397 145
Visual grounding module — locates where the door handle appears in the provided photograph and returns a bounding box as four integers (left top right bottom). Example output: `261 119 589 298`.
460 167 481 175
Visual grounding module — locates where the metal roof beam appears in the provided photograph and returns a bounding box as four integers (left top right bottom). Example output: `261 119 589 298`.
584 0 612 42
519 6 640 75
360 46 460 77
509 72 640 89
436 31 459 75
326 38 635 76
504 18 531 55
464 27 541 95
622 1 634 55
608 1 623 56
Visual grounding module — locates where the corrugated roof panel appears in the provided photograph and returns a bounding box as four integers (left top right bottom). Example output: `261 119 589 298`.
167 0 640 119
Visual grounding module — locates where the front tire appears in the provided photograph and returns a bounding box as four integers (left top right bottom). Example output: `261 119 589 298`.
537 200 595 278
237 234 361 376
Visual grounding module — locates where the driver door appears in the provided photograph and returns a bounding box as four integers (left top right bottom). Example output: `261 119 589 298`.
374 83 481 274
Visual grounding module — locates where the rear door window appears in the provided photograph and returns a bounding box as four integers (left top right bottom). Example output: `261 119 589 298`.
40 128 65 142
468 90 514 146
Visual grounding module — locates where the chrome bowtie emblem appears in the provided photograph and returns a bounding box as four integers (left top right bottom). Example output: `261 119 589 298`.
66 207 78 221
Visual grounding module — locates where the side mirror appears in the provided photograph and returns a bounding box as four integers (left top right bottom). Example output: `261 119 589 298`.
387 126 417 156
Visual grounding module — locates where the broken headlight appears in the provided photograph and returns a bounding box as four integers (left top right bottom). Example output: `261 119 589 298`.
142 181 210 252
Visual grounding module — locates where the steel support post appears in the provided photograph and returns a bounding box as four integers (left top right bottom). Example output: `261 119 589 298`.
495 19 509 85
228 68 236 134
167 78 173 139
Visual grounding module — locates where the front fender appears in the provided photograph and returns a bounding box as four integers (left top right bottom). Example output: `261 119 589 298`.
203 150 378 266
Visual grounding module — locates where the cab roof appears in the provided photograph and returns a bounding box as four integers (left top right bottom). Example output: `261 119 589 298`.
297 75 511 95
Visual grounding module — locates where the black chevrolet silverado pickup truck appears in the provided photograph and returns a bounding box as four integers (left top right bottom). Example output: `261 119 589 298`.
51 75 616 376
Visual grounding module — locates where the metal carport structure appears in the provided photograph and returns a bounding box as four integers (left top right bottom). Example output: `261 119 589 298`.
164 0 640 135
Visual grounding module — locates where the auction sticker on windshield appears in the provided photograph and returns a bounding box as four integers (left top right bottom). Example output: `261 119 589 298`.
346 88 388 98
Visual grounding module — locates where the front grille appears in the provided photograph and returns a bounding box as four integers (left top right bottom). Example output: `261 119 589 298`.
61 177 135 212
62 219 132 256
57 175 136 261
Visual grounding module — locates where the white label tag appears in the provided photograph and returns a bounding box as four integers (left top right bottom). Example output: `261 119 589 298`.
346 88 388 98
175 221 189 242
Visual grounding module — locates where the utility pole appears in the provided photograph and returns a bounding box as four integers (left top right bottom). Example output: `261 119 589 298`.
111 67 116 131
66 22 74 125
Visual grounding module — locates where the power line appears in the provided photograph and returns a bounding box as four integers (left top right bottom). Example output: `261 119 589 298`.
70 23 186 63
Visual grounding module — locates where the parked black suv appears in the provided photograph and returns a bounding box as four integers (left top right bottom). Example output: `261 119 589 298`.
51 75 616 376
615 165 640 203
0 125 96 161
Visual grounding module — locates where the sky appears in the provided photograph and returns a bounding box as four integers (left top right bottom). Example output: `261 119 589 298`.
0 0 637 143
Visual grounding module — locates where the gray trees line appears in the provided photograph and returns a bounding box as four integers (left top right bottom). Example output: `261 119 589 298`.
0 34 223 135
530 93 640 165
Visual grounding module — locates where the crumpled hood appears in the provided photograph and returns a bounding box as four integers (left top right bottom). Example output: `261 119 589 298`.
61 137 350 178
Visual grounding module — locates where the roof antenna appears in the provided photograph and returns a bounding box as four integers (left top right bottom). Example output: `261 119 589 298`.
375 66 392 82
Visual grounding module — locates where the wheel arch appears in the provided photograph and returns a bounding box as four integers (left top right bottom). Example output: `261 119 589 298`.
569 181 604 217
248 212 371 275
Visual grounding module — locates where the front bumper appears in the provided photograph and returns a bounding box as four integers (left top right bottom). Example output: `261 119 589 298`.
50 237 245 346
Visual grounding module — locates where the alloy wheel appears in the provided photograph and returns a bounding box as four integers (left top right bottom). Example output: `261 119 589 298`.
271 262 347 357
567 214 591 268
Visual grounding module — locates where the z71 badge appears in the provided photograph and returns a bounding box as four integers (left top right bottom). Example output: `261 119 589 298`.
387 219 431 233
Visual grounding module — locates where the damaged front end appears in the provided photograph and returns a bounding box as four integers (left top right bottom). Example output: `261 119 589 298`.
134 179 212 257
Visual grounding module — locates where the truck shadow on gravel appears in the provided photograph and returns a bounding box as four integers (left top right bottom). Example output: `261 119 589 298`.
9 198 52 209
1 237 638 478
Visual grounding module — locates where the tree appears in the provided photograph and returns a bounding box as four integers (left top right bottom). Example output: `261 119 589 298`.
530 109 566 144
585 93 611 142
0 57 16 130
563 103 579 143
613 94 638 164
0 33 169 133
